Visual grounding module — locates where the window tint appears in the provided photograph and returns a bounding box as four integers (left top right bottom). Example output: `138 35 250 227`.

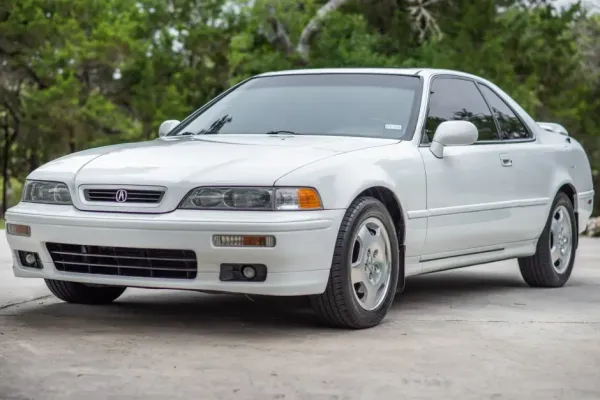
478 84 531 140
424 78 499 143
170 74 422 139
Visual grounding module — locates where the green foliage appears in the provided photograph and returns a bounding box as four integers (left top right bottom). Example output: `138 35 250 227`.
310 12 399 68
1 0 600 216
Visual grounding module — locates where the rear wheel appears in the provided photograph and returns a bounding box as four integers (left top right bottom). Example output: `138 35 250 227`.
518 193 577 287
45 279 126 304
310 197 400 329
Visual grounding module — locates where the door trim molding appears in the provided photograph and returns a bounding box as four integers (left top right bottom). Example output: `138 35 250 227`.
407 197 549 220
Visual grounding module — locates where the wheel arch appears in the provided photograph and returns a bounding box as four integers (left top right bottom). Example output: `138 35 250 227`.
352 186 406 293
354 186 406 246
557 182 577 210
554 182 579 249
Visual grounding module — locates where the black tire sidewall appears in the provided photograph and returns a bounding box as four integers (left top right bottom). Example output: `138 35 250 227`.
336 198 400 326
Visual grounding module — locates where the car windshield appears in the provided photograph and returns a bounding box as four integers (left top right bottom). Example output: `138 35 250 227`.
169 73 422 139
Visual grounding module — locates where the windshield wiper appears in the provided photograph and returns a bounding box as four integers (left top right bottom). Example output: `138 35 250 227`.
266 130 297 135
179 115 232 136
180 130 219 136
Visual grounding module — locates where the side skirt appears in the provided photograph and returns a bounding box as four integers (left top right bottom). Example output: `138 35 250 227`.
408 239 538 276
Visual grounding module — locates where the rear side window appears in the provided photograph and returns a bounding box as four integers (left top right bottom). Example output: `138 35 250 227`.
478 84 532 140
424 78 499 143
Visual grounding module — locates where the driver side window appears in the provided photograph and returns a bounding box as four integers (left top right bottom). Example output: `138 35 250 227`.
424 77 500 144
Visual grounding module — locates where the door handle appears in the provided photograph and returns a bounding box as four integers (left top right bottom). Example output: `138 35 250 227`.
499 154 512 167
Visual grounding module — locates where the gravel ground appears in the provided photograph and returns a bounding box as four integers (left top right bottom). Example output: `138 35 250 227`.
1 232 599 400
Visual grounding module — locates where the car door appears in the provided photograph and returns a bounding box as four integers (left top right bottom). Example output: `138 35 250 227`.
418 76 525 260
476 82 553 241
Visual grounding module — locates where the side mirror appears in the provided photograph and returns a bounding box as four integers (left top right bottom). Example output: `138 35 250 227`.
158 120 181 137
430 121 478 158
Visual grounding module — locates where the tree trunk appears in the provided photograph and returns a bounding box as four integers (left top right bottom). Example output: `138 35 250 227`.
28 149 38 172
144 120 152 140
1 82 23 218
69 128 76 153
1 127 10 219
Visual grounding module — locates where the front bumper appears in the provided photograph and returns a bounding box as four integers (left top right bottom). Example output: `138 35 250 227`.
5 203 345 296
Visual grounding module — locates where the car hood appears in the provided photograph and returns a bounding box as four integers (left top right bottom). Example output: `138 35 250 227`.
30 135 397 187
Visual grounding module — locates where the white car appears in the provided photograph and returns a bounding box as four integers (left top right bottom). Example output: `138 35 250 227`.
5 68 594 329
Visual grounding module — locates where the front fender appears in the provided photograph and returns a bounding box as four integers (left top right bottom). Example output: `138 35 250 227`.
274 142 425 211
274 142 427 260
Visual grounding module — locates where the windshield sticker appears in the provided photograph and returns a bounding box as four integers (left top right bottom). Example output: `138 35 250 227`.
384 124 403 131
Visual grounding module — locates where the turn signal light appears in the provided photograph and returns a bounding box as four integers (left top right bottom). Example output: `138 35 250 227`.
212 235 276 248
296 188 322 210
7 223 31 237
275 187 323 210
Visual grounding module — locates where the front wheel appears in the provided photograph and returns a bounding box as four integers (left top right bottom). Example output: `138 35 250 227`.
518 193 577 288
45 279 126 304
310 197 400 329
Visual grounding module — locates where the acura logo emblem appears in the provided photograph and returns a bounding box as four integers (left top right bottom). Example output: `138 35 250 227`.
115 189 128 203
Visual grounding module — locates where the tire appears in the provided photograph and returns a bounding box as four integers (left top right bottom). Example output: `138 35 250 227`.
310 197 400 329
45 279 126 304
518 192 577 288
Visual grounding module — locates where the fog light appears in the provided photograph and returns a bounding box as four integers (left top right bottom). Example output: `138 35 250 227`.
17 251 42 269
25 253 36 265
241 265 257 279
7 223 31 237
213 235 275 247
219 263 267 282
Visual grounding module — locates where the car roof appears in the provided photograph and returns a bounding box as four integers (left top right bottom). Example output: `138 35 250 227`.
256 68 481 81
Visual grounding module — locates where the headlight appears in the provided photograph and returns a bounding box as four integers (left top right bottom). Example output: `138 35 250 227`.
179 187 323 211
22 180 72 205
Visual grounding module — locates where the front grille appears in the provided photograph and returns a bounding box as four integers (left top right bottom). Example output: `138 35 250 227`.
46 243 197 280
84 189 165 204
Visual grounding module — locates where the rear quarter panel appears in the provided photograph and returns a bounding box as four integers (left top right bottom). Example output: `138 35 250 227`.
481 77 594 233
569 137 594 231
533 127 594 233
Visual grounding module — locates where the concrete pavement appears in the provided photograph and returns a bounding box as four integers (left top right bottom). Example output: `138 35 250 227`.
1 231 599 400
0 232 51 310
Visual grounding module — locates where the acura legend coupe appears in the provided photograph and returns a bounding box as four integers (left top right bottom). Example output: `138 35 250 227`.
5 68 594 329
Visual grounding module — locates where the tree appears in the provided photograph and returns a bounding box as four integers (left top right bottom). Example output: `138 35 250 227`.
1 0 599 217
